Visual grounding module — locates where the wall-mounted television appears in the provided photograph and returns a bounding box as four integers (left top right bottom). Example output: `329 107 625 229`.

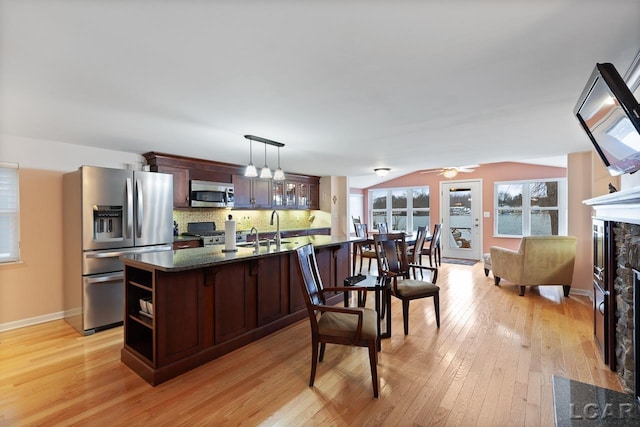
574 62 640 176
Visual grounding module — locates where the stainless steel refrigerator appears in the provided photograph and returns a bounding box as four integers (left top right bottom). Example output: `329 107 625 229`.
63 166 173 335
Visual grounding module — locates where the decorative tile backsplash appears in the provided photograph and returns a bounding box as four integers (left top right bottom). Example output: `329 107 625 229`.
173 209 331 235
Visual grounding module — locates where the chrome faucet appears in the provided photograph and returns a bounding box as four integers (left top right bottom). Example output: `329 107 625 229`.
250 226 260 251
270 210 281 246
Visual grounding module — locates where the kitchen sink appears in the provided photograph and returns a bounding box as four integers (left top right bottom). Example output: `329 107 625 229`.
237 240 293 248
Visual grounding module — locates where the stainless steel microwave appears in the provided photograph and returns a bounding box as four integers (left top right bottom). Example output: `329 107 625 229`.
190 180 234 208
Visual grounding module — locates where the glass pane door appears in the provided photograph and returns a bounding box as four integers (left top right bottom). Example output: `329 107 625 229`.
272 181 284 207
441 180 482 260
285 182 297 207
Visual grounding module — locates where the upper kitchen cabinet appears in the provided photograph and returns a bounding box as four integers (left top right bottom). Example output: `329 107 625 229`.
273 176 320 210
158 165 190 208
144 152 236 208
144 152 319 210
307 183 319 210
285 182 297 208
233 175 272 209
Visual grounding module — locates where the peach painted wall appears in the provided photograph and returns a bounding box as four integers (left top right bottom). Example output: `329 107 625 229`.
360 161 568 254
567 151 594 293
0 169 65 324
1 135 142 329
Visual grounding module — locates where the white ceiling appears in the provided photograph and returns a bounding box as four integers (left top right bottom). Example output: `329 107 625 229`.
1 1 639 188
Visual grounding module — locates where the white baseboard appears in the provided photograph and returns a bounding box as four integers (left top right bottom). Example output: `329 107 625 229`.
0 310 69 333
570 287 592 301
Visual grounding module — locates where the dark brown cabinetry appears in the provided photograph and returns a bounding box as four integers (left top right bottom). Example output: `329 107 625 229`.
272 178 320 210
233 175 272 209
122 266 206 382
122 241 348 385
308 183 319 209
159 165 190 207
272 181 285 208
123 267 155 363
593 218 615 370
144 152 236 209
156 269 204 366
255 256 288 326
210 262 253 343
172 239 202 250
145 151 319 211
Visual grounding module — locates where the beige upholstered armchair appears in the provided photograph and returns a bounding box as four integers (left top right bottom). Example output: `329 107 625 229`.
490 236 577 297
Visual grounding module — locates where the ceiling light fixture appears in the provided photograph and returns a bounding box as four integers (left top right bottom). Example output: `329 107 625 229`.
442 168 458 179
259 142 272 179
273 146 285 181
374 168 390 177
244 139 258 177
244 135 285 180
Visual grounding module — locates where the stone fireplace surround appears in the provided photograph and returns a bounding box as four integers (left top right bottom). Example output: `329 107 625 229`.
585 187 640 396
613 223 640 393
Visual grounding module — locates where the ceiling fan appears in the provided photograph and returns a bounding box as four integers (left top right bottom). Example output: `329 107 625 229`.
419 165 479 178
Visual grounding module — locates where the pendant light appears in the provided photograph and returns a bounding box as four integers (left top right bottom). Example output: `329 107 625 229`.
244 139 258 177
244 135 285 180
259 142 272 179
273 146 285 181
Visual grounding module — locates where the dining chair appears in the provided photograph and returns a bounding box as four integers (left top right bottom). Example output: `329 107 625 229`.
295 243 380 398
373 232 440 335
352 216 362 232
354 222 377 274
422 223 442 267
407 226 427 277
377 222 389 234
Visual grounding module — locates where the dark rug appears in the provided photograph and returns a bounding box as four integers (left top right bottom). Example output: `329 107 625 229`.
553 375 640 426
441 257 477 266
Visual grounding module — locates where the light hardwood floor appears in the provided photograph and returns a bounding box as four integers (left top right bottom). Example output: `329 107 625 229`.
0 260 623 426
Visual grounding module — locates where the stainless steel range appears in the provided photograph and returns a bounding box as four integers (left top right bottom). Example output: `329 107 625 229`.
183 222 247 246
184 222 225 246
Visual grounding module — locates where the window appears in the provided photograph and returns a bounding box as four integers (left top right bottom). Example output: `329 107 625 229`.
0 163 20 263
494 178 567 237
369 186 429 233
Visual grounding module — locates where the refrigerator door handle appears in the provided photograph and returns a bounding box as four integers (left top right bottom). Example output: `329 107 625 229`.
86 251 124 259
85 244 172 261
136 178 143 238
126 178 133 239
85 271 123 285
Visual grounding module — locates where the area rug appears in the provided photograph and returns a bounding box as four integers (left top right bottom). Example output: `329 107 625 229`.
441 257 477 266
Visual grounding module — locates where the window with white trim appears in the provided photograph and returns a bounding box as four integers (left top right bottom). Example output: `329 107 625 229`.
369 186 429 233
494 178 567 237
0 163 20 263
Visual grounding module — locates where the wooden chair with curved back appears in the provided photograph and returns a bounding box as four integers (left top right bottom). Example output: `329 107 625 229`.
353 222 377 274
374 232 440 335
295 243 380 398
352 216 362 231
376 222 389 234
422 223 442 267
407 226 428 278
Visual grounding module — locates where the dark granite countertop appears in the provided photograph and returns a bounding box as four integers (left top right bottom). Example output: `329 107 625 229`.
172 227 332 243
553 375 640 426
123 234 360 272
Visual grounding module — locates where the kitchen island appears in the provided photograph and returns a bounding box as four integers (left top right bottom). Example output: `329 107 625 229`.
120 234 356 385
